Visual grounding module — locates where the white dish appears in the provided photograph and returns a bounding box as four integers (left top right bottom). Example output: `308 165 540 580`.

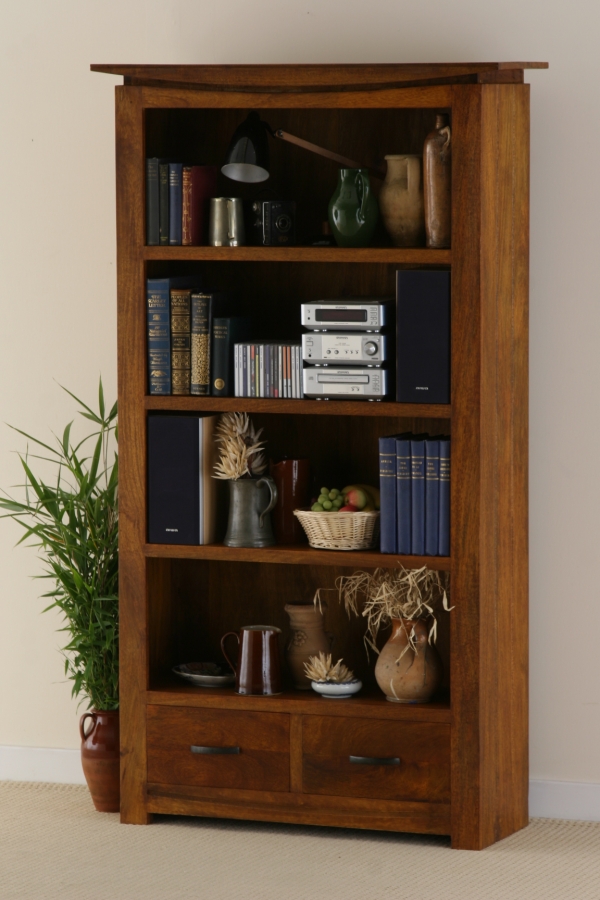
311 679 362 699
173 663 235 688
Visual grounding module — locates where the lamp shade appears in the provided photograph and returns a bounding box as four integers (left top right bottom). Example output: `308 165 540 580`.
222 112 270 183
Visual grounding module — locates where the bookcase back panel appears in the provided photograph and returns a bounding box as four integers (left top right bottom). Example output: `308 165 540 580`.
145 108 447 244
147 557 450 696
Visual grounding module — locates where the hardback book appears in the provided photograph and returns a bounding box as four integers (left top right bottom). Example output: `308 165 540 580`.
439 437 451 556
211 317 252 397
379 435 399 554
190 292 231 395
396 433 412 555
146 276 196 395
168 162 183 245
410 435 426 555
159 162 170 246
396 270 451 403
182 166 193 245
170 288 192 395
147 414 219 545
424 437 441 555
146 158 160 245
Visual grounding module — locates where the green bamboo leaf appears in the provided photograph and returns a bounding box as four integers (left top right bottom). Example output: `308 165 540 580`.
98 378 105 419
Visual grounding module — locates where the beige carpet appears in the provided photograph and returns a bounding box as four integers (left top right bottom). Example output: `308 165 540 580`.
2 783 600 900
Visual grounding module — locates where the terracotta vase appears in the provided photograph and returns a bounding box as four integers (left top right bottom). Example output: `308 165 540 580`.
423 114 452 248
379 155 425 247
80 709 120 812
284 604 332 690
374 618 442 703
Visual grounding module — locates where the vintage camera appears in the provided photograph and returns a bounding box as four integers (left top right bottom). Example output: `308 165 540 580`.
248 200 296 246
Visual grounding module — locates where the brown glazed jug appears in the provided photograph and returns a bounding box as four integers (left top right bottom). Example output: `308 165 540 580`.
379 155 425 247
284 603 333 689
221 625 283 695
270 459 310 545
80 710 120 812
374 618 442 703
423 114 452 248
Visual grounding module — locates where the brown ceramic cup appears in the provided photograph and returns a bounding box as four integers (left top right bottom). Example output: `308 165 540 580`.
221 625 283 695
270 458 310 544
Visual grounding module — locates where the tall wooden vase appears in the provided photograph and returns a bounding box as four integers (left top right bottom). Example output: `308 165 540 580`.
374 618 442 703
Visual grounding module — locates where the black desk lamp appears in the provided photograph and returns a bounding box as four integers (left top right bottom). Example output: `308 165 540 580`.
222 112 384 183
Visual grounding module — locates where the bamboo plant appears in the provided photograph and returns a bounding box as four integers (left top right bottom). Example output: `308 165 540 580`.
0 381 118 710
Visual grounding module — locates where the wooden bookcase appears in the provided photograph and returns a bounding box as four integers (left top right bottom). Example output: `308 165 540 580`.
92 63 546 849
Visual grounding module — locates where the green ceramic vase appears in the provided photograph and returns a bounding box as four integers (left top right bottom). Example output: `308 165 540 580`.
328 168 379 248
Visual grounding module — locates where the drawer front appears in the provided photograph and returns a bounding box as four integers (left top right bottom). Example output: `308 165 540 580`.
303 716 450 803
147 706 290 792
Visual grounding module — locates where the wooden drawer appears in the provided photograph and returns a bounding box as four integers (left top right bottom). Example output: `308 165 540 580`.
147 705 290 792
302 716 450 803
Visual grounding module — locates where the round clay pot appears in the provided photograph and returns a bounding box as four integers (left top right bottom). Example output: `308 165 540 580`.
379 155 425 247
375 618 442 703
285 603 332 690
80 709 120 812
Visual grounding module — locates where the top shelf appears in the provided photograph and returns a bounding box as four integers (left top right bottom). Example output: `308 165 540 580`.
143 247 452 264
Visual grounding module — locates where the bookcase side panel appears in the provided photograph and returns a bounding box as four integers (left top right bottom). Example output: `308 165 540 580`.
479 83 530 842
448 85 484 850
115 86 150 824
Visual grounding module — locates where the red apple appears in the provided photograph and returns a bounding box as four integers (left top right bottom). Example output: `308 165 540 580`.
339 504 359 512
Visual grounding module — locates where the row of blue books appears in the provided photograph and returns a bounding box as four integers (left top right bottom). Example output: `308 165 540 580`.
379 433 450 557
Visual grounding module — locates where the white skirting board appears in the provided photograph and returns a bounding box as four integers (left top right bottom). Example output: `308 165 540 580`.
0 746 599 821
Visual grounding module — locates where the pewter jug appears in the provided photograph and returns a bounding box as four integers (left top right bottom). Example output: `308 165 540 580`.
224 477 278 547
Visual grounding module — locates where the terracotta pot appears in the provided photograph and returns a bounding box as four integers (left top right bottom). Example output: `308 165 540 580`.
379 155 425 247
423 114 452 248
80 709 120 812
374 618 442 703
285 604 333 690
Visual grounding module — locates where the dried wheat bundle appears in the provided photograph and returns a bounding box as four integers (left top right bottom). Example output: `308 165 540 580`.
332 566 452 658
213 412 267 480
303 652 356 684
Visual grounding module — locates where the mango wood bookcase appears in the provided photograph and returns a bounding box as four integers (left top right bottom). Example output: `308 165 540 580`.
92 62 546 849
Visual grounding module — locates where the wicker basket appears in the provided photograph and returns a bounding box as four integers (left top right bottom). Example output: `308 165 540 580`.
293 509 380 551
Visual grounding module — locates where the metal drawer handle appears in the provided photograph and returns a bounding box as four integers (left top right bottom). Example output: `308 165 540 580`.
191 745 240 755
349 755 400 766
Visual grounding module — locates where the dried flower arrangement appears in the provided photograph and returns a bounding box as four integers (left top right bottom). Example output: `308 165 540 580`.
316 566 451 658
303 652 357 684
213 412 267 481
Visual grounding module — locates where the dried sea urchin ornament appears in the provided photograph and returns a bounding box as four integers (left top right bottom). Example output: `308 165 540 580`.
303 652 356 684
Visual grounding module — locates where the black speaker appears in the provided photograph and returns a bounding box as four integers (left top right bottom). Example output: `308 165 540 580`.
147 415 219 545
396 271 450 404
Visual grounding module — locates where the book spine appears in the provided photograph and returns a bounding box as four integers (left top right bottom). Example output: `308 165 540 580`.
211 318 230 396
147 279 170 394
257 345 262 397
379 436 397 554
283 346 288 398
259 345 265 398
190 294 210 395
244 345 249 397
425 439 440 555
146 158 160 245
234 344 239 397
170 289 191 396
272 344 278 398
291 346 296 398
278 345 283 398
159 163 169 246
396 437 412 555
250 345 256 397
439 438 451 556
169 163 183 245
286 346 291 398
182 167 192 245
411 438 426 555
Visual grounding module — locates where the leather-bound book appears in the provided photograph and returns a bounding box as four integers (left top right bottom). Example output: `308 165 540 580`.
146 158 160 245
211 318 252 397
159 162 170 245
168 162 183 245
170 288 192 395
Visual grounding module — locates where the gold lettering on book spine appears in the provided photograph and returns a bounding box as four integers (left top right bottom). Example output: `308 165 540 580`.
191 333 210 389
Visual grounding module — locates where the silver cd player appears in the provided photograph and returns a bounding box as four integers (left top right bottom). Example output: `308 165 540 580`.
302 367 388 400
302 332 387 365
301 299 390 332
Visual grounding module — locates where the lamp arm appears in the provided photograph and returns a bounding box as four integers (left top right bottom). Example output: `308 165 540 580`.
274 129 385 180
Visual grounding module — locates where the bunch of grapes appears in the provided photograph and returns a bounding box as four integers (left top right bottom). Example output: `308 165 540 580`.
311 488 344 512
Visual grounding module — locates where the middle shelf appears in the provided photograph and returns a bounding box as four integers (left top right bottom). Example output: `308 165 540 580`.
144 542 451 570
145 396 452 419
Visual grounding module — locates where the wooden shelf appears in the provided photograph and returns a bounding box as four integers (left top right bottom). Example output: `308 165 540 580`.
147 680 452 723
145 395 451 419
142 246 451 264
144 542 451 570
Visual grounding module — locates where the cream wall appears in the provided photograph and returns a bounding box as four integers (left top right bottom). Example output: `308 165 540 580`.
0 0 598 784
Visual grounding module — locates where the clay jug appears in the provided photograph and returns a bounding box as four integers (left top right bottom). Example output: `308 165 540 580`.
80 709 120 812
285 603 332 690
374 618 442 703
328 168 379 248
379 155 425 247
423 114 452 248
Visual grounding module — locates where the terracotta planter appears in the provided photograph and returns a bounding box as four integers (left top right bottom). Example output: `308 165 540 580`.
374 618 442 703
285 603 332 690
80 709 120 812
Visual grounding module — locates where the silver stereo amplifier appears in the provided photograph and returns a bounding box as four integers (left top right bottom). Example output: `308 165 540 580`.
301 299 390 332
302 367 388 400
302 332 387 365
